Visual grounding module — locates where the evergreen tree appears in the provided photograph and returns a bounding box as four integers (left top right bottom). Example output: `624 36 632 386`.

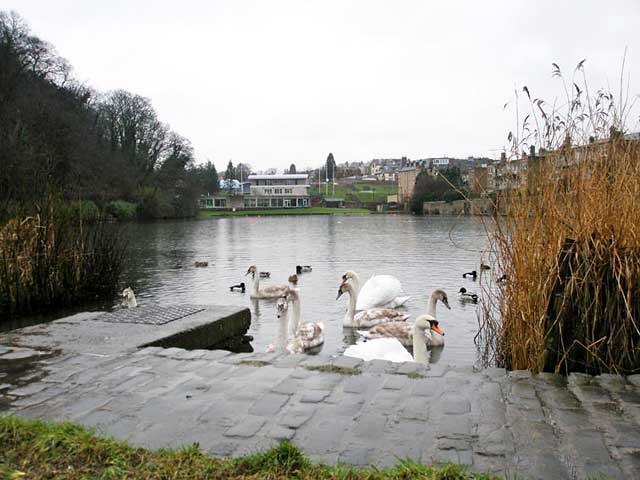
224 160 235 180
326 153 336 181
194 161 218 193
289 163 297 174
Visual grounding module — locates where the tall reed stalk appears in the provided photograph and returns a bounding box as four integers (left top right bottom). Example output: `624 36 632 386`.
0 198 127 317
480 61 640 375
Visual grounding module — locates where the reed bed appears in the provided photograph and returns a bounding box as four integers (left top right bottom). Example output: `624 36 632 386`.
480 62 640 375
0 199 127 317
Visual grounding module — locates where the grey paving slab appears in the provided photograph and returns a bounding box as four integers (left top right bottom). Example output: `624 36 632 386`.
1 307 637 474
300 390 331 403
224 416 267 438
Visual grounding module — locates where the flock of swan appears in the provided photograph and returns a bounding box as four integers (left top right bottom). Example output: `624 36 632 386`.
244 265 455 363
120 262 487 364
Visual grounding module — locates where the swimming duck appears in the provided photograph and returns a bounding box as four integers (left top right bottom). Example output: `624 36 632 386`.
462 270 477 279
259 271 271 278
480 263 491 271
296 265 312 274
194 261 209 268
230 282 246 293
458 287 479 303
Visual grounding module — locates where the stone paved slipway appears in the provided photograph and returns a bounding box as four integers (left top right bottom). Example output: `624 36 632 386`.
1 345 640 479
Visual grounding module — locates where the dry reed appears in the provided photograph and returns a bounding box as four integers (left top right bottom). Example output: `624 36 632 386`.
480 61 640 375
0 197 127 317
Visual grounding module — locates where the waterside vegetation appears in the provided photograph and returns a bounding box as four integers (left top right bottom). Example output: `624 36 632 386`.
0 416 497 480
0 199 127 316
480 61 640 375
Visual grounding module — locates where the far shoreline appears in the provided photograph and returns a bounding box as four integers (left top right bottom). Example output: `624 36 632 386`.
199 207 371 217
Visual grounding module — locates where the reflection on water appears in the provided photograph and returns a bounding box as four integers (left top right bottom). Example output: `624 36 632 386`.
10 215 491 366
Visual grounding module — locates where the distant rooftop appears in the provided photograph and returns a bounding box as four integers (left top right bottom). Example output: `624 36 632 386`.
248 174 308 180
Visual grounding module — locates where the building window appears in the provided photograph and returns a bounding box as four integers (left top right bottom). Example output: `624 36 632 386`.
258 198 270 208
274 188 283 194
214 199 227 208
206 199 214 207
284 188 292 194
244 198 257 208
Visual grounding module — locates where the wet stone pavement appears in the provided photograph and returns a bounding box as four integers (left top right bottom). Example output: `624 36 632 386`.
1 344 640 479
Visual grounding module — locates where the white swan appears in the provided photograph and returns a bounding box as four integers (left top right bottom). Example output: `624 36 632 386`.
121 287 137 308
336 281 410 328
284 288 324 353
266 296 290 353
245 265 289 299
344 315 437 364
358 289 449 346
342 271 411 310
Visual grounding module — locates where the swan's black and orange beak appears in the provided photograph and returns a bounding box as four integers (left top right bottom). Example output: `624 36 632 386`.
431 324 445 336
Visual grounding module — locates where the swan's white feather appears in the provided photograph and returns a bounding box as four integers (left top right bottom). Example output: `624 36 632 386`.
386 295 412 308
344 338 413 363
356 275 405 310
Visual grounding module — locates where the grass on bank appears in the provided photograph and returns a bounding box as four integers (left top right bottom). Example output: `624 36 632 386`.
0 416 498 480
200 207 370 217
480 63 640 375
310 181 398 203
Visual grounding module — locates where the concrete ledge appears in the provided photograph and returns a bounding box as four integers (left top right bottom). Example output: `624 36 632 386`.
141 307 250 350
0 305 250 356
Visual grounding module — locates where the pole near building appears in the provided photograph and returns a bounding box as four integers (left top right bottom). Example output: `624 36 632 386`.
333 161 335 196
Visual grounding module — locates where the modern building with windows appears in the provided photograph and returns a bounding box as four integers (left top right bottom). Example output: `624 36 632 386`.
199 173 310 210
243 174 310 208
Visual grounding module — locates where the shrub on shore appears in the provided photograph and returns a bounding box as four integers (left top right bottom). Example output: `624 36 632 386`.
0 199 127 317
106 200 138 221
480 62 640 375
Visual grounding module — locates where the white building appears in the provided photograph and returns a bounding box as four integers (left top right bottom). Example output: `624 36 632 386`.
244 174 310 208
199 173 311 210
431 158 450 168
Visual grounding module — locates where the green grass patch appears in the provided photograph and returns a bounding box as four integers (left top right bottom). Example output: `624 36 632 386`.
304 365 361 375
311 181 398 203
239 359 271 367
199 207 369 217
405 371 426 379
0 416 498 479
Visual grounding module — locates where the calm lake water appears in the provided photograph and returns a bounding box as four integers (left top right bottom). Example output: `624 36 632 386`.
120 214 490 366
3 215 491 365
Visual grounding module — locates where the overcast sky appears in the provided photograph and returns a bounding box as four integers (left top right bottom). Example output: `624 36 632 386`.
8 0 640 171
